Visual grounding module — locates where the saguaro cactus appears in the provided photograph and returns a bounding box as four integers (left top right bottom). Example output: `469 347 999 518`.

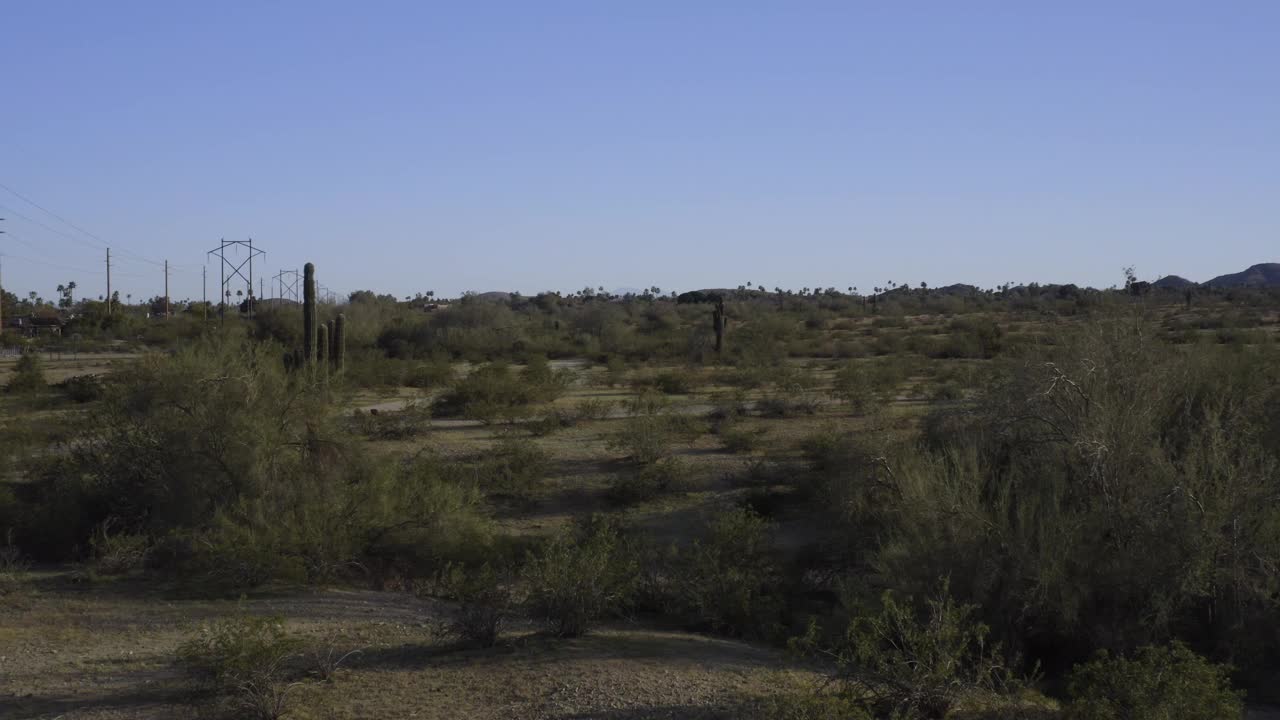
712 298 727 354
303 262 317 364
317 322 330 379
333 313 347 372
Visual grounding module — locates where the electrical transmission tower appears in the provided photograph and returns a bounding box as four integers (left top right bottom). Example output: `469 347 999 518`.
273 268 301 303
206 238 266 319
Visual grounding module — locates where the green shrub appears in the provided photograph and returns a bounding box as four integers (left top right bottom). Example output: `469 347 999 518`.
89 520 149 576
808 581 1023 719
434 360 568 422
471 438 549 502
523 516 637 637
609 456 691 504
5 352 46 393
573 397 612 422
1066 643 1243 720
404 358 455 388
831 359 904 414
430 562 519 648
634 368 701 395
177 612 303 719
608 413 679 464
673 507 780 638
719 423 768 454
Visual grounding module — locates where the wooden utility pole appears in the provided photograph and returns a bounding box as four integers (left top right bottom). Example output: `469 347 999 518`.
164 259 170 317
106 248 112 316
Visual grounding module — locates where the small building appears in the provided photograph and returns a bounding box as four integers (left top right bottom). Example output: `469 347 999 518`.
4 315 65 337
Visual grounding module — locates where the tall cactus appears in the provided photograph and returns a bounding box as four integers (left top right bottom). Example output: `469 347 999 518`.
712 298 727 354
333 313 347 373
303 262 317 365
317 322 330 379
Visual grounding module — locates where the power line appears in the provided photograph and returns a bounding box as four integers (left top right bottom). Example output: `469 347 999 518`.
0 203 107 252
0 181 176 269
1 252 101 275
0 181 111 247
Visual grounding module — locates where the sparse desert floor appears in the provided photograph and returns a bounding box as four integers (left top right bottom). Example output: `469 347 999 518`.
1 575 820 720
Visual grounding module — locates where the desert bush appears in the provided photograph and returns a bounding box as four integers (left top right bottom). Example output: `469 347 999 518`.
609 456 691 504
352 403 432 440
806 313 1280 689
573 397 612 422
937 317 1004 359
672 507 781 638
89 519 149 575
806 581 1023 719
719 423 768 453
621 388 670 416
434 359 567 422
523 516 637 637
5 352 46 393
177 612 303 719
633 367 701 395
524 409 574 436
607 413 680 464
431 562 520 647
831 359 905 414
404 357 455 388
1066 643 1242 720
468 438 549 503
341 349 408 388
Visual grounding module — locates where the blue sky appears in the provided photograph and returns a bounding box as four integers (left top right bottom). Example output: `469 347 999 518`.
2 1 1277 302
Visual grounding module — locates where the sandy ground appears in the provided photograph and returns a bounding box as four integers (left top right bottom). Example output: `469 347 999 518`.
0 577 818 720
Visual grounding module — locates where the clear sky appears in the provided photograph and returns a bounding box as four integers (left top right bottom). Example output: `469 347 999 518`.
2 1 1277 302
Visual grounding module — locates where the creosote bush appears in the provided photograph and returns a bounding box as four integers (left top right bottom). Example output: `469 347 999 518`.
523 516 637 637
430 562 520 647
801 580 1024 719
1066 643 1242 720
609 456 691 504
672 507 780 638
5 352 46 393
433 358 570 422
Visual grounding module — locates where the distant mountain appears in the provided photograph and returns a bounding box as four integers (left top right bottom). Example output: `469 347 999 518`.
931 283 982 295
1204 263 1280 288
1153 275 1196 289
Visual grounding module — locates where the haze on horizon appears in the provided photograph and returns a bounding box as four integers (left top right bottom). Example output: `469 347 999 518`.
2 2 1277 303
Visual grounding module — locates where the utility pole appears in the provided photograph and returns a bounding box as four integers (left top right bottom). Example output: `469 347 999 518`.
106 248 112 316
260 278 265 304
164 259 170 317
